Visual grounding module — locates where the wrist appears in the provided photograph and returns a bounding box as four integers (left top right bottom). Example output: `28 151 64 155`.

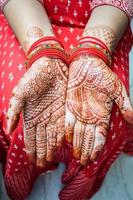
69 33 112 66
26 36 68 69
69 26 117 66
82 25 117 52
22 26 55 53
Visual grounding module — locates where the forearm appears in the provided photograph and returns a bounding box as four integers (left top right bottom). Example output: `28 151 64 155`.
3 0 54 52
82 6 129 52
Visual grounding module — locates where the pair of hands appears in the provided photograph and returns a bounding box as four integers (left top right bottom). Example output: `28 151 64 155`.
6 53 133 167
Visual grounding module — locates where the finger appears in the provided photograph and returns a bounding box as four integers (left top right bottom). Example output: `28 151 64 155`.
6 113 20 134
46 123 57 162
23 125 36 163
80 124 95 166
56 116 65 147
65 107 76 143
115 82 133 125
90 122 108 161
73 120 85 159
36 124 47 168
6 86 25 134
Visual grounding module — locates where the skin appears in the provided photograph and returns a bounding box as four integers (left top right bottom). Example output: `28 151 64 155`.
64 5 132 165
3 1 133 167
3 0 54 51
7 57 68 167
65 55 133 165
4 0 68 167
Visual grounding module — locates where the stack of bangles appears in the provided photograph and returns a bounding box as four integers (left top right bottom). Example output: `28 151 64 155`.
69 36 112 66
25 36 68 69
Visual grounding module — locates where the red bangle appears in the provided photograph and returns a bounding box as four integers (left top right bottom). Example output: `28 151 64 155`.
27 36 64 56
69 47 109 65
26 48 68 69
77 42 111 65
79 36 111 55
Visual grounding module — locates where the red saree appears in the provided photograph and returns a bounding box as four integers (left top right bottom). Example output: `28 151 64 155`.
0 1 133 199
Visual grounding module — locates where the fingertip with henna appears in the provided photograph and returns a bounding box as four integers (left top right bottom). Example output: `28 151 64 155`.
80 156 88 166
37 158 46 168
27 153 36 163
122 109 133 124
6 114 20 134
65 123 74 143
46 150 54 162
90 150 100 161
73 147 81 159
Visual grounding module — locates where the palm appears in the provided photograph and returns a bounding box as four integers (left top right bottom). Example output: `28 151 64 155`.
7 57 68 167
65 55 133 165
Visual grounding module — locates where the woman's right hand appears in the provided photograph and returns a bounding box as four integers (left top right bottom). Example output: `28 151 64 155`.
6 56 68 168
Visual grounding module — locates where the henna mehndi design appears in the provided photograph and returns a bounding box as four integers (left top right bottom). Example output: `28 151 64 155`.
22 26 54 52
82 26 117 51
7 57 68 167
65 55 133 165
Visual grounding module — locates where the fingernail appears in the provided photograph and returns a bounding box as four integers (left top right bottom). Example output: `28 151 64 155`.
13 114 19 121
37 159 46 168
73 148 81 159
46 151 54 162
27 153 36 163
80 156 88 166
90 151 99 161
65 133 73 143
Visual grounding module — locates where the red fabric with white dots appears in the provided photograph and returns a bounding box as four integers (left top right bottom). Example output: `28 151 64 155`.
0 1 133 200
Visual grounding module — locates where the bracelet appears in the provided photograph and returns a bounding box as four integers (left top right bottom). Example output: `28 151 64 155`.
69 47 109 65
79 36 111 55
69 36 112 66
77 43 111 66
27 43 64 60
27 36 64 56
25 36 68 69
26 48 68 69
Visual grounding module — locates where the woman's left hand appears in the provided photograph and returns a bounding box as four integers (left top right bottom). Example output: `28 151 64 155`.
65 55 133 166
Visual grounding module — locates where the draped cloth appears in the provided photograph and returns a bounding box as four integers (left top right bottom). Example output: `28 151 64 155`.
0 1 133 199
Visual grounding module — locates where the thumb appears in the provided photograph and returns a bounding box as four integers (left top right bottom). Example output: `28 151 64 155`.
6 86 25 134
115 82 133 125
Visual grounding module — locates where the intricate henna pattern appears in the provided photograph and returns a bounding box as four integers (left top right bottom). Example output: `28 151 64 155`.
67 56 121 123
22 26 44 52
22 26 54 52
7 57 68 167
73 121 85 159
80 126 94 165
65 55 133 165
82 26 117 51
26 26 44 38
